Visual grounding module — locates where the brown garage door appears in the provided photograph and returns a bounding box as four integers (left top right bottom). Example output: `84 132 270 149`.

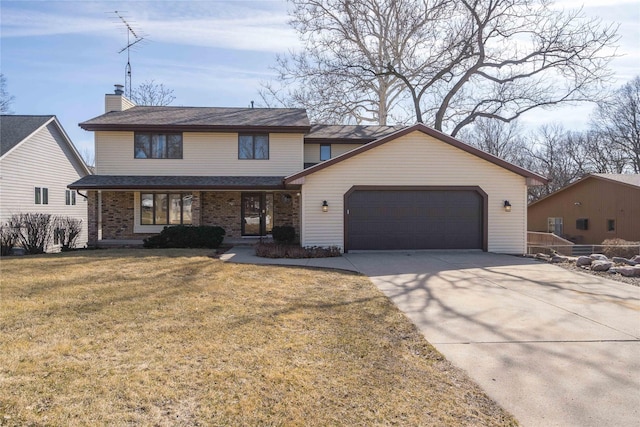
346 189 484 251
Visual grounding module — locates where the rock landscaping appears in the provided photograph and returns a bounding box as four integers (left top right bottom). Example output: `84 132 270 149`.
530 252 640 285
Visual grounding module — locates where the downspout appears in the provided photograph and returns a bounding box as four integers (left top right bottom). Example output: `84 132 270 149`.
75 190 88 200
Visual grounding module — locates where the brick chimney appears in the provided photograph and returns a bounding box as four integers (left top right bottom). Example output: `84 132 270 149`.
105 84 136 113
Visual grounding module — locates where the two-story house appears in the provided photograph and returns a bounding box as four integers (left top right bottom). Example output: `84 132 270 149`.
1 115 91 250
69 87 546 253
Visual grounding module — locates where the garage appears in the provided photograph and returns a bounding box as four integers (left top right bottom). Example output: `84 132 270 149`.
345 187 486 251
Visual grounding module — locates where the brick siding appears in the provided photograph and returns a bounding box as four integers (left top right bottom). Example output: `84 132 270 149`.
92 190 300 241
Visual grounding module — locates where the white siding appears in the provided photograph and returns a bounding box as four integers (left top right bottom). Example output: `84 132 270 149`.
0 122 89 249
96 131 304 176
300 131 528 254
304 143 363 163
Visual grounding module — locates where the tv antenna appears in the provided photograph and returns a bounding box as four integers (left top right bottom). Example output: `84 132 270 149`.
112 11 145 98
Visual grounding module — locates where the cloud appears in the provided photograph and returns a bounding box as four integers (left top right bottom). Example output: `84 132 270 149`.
1 1 300 53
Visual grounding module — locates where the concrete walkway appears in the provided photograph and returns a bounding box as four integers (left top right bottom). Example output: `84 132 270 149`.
222 247 640 426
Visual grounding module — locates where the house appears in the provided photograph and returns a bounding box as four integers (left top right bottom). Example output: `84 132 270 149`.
0 115 92 249
69 87 547 253
528 173 640 244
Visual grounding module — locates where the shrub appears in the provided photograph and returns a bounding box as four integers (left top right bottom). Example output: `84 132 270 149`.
255 242 341 259
271 225 296 243
601 238 640 259
11 213 54 254
143 225 226 249
54 216 83 251
0 223 18 256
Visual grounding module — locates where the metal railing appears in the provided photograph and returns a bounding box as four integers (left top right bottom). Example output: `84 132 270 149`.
527 244 640 258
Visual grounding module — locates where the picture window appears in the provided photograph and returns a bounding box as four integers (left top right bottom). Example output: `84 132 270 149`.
141 193 192 225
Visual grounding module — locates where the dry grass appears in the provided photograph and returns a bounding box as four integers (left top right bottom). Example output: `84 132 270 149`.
0 249 517 426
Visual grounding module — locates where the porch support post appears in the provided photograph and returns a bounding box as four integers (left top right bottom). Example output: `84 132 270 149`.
87 190 99 247
191 191 201 226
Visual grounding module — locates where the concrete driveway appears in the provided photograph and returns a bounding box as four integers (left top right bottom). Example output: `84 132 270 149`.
343 251 640 427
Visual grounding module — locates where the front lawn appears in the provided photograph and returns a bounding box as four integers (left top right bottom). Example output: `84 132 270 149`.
0 249 516 426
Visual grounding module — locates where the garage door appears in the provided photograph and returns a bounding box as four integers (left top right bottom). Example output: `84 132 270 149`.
346 189 484 251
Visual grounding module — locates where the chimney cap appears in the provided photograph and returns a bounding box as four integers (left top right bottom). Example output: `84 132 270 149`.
114 84 124 95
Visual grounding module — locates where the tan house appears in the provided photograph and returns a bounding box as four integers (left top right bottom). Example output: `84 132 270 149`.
0 115 92 249
528 173 640 244
69 87 547 254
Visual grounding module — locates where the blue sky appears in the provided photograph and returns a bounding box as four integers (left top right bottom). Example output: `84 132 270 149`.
1 0 639 159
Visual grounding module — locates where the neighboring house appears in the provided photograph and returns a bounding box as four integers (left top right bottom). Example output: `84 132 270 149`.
528 173 640 244
69 87 546 254
0 115 92 249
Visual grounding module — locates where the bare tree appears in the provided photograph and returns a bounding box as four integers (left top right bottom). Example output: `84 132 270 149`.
1 73 15 114
591 76 640 173
565 130 628 174
458 118 527 165
261 0 450 125
525 124 584 201
130 79 176 106
79 147 95 169
266 0 618 134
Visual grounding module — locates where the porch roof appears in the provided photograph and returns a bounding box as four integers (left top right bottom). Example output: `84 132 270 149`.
68 175 291 190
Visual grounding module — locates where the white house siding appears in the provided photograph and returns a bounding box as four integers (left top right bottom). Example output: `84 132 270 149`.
304 143 363 163
0 122 89 248
300 131 528 254
96 131 304 176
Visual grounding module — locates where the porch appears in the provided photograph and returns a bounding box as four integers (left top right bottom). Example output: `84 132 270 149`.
86 189 300 247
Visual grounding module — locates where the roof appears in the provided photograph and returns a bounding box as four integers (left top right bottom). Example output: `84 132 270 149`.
1 115 54 156
285 123 548 185
528 173 640 207
590 173 640 188
79 106 311 133
1 115 91 176
304 124 405 144
68 175 290 190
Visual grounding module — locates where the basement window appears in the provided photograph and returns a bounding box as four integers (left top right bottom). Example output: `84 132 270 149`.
607 219 616 232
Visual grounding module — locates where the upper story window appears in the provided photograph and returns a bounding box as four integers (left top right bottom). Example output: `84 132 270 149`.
134 133 182 159
238 134 269 160
320 144 331 161
35 187 48 205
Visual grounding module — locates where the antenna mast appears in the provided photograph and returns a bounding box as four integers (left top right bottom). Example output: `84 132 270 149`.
113 11 144 98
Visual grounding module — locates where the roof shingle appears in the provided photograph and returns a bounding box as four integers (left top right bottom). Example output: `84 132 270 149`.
79 107 310 132
68 175 289 190
305 124 405 143
1 115 53 156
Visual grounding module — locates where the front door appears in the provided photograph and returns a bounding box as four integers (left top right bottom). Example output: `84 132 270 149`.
241 193 273 236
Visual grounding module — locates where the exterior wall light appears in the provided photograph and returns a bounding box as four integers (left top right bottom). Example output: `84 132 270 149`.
504 200 512 212
322 200 329 212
